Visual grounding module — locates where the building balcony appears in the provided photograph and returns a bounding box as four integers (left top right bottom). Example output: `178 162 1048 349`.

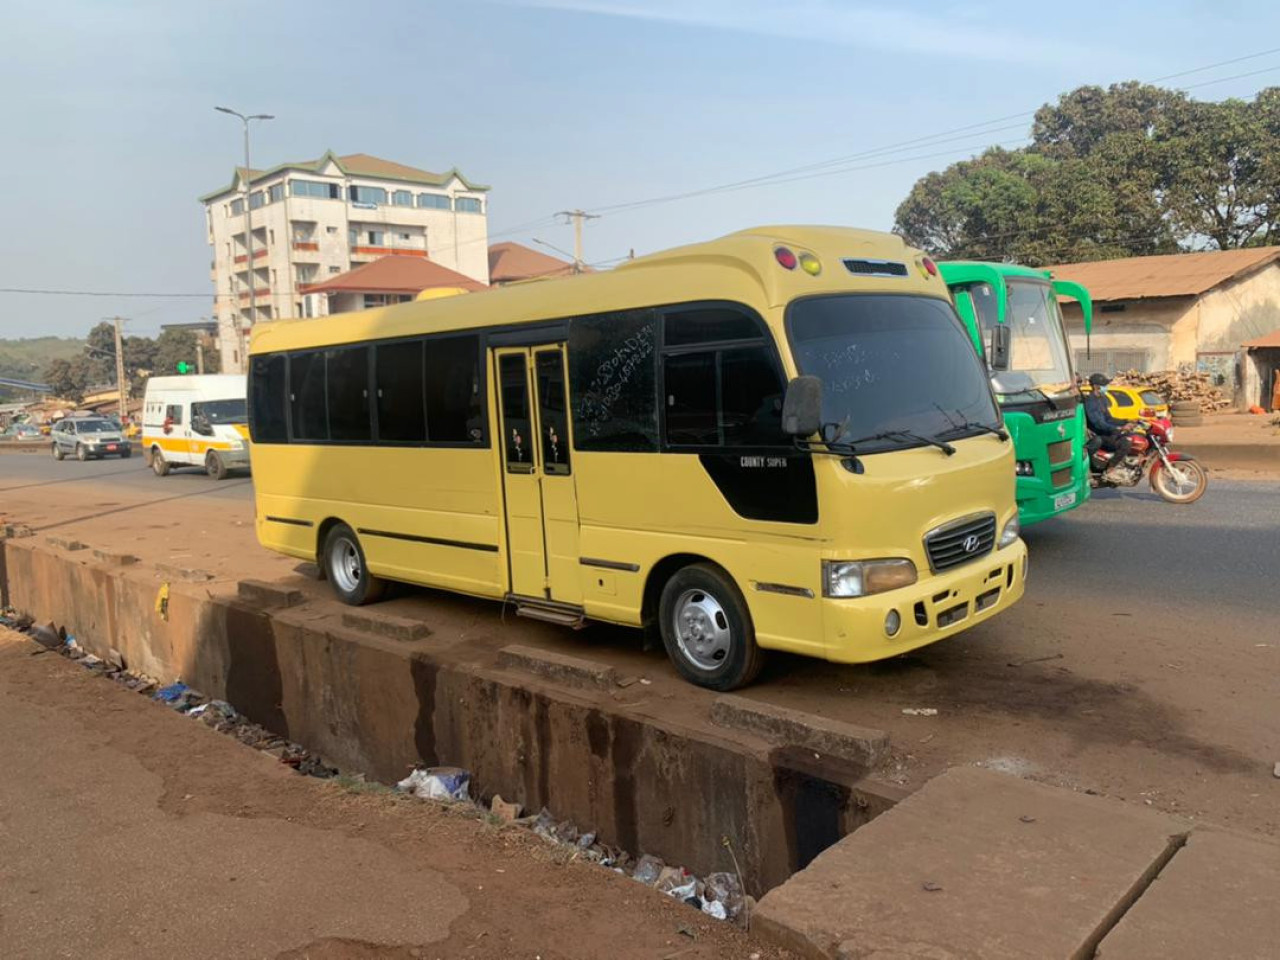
233 248 269 265
350 246 427 260
237 288 272 302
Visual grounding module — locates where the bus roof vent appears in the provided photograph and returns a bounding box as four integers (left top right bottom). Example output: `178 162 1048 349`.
843 258 908 277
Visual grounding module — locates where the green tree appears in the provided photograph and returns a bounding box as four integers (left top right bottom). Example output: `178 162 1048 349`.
43 356 93 402
152 328 218 376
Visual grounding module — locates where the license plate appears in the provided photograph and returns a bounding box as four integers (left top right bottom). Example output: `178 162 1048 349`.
106 444 117 451
1054 491 1076 510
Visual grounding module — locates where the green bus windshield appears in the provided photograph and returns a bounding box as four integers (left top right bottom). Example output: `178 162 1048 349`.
970 279 1074 392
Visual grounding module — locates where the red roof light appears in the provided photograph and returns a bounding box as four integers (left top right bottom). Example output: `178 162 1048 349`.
775 247 797 270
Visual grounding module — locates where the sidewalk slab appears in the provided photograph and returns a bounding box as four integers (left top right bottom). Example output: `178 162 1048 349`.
1096 827 1280 960
754 766 1186 960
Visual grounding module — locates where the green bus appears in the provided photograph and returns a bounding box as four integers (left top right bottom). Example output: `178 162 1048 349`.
939 262 1093 526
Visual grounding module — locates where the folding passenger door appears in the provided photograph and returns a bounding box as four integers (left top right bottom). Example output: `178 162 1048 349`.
493 345 581 606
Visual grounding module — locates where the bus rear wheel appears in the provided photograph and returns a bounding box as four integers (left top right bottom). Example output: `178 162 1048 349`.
658 563 763 691
323 523 386 606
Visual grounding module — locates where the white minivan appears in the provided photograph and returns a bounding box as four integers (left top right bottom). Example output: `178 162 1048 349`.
142 375 250 480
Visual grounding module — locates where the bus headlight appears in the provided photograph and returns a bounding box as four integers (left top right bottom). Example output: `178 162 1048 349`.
822 559 917 598
998 515 1021 548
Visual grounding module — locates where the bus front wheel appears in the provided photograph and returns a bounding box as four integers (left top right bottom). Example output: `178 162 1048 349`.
323 523 386 605
658 563 763 691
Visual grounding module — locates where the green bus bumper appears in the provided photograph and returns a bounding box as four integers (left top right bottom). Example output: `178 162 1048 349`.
1016 474 1090 526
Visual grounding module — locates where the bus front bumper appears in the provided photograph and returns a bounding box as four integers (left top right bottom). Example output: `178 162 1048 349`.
820 539 1027 664
1016 474 1089 526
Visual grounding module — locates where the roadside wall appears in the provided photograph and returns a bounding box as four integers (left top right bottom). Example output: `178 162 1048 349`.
0 535 900 896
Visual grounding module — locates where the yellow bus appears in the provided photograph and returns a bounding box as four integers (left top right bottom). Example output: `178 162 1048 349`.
247 226 1026 690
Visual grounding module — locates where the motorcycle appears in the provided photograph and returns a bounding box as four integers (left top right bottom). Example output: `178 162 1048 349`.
1088 417 1207 504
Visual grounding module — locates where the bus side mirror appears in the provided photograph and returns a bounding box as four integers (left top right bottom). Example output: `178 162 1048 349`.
990 325 1011 371
782 376 823 437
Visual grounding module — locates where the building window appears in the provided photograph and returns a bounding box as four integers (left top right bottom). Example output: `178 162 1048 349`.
398 232 411 241
290 179 340 200
367 231 384 246
249 191 265 210
456 197 483 214
268 183 284 203
269 229 275 245
348 185 388 205
349 228 358 246
230 198 244 216
392 190 413 207
326 225 338 234
363 294 411 309
329 266 341 274
418 193 451 210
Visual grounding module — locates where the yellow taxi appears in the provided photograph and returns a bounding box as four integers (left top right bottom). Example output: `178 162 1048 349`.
1104 384 1169 421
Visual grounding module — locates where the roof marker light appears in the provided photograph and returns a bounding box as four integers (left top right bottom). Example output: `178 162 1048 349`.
775 246 797 270
922 256 938 277
799 252 822 276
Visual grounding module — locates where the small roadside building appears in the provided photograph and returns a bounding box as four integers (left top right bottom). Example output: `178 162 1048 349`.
299 255 485 316
1241 329 1280 411
1048 247 1280 405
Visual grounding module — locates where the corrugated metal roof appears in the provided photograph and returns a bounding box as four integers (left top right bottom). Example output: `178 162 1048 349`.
1047 247 1280 302
488 242 579 283
300 256 485 296
1242 329 1280 349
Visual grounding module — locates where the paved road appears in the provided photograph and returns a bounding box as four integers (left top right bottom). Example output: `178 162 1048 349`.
2 452 1278 838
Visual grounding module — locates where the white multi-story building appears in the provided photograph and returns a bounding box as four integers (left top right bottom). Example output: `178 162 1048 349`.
201 151 490 372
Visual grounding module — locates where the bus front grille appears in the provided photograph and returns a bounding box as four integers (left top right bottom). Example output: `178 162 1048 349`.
1052 466 1074 489
924 513 996 573
1047 439 1074 466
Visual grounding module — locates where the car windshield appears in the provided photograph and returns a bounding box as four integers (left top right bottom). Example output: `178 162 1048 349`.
788 294 1001 454
196 399 248 425
77 420 114 433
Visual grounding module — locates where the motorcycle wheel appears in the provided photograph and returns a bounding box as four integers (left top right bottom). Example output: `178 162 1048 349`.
1151 459 1207 504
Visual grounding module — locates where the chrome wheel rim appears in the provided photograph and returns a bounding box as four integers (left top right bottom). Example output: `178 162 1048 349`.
1161 462 1199 499
330 537 362 594
672 588 732 671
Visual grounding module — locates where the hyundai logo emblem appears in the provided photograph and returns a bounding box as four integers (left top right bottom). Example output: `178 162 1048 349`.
962 534 981 553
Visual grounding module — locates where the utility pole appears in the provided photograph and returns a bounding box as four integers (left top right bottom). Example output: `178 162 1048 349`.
216 106 274 372
556 210 601 273
196 341 205 375
112 317 128 422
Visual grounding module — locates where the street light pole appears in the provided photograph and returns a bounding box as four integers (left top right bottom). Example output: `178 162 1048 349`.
216 106 273 372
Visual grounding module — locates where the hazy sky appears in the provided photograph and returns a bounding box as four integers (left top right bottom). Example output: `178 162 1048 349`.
2 0 1279 338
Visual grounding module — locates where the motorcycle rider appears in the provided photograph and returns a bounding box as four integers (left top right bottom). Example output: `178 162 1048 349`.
1083 373 1134 481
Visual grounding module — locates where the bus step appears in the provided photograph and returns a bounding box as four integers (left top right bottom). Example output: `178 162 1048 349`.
512 598 586 629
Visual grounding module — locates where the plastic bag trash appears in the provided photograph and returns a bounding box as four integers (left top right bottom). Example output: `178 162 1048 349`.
395 766 471 801
154 682 189 703
631 854 664 886
187 703 211 718
660 876 698 901
699 898 727 920
703 872 744 921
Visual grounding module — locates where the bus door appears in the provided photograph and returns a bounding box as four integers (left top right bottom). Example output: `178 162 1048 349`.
494 346 582 605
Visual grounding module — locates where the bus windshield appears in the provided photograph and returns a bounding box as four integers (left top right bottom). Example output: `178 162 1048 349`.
999 280 1074 390
195 399 248 425
788 294 1001 454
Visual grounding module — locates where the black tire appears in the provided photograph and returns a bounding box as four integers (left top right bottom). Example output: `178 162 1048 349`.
1170 401 1200 412
1173 414 1203 426
657 563 763 691
206 451 228 481
322 523 386 605
151 448 170 476
1152 458 1208 504
75 443 87 462
52 443 65 461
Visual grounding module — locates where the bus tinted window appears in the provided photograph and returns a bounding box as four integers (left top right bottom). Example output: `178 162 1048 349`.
665 352 718 445
665 346 785 448
290 351 328 441
375 340 426 442
664 306 762 346
326 346 371 442
720 347 785 446
425 335 484 443
569 310 658 452
499 353 532 466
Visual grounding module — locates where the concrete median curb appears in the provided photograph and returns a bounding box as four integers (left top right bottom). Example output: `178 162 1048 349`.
710 696 889 768
1181 442 1280 473
498 644 619 689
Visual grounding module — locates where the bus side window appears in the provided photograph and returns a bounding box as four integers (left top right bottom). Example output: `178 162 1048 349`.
568 310 658 452
249 354 288 442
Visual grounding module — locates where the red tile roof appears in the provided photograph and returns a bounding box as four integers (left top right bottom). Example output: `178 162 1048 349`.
488 242 580 283
1047 247 1280 302
1242 329 1280 349
300 256 485 296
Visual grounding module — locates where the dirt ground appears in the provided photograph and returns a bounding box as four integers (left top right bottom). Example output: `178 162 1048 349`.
0 628 788 960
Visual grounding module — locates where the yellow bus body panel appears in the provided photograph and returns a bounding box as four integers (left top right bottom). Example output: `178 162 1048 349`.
249 225 1024 664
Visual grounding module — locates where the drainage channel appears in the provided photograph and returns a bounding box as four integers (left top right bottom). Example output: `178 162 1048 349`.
0 533 906 903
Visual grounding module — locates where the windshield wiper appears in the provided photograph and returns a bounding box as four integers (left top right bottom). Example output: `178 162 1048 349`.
933 404 1008 442
842 429 956 456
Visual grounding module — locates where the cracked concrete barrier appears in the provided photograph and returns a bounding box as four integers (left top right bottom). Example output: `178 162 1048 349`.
1096 827 1280 960
754 766 1187 960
